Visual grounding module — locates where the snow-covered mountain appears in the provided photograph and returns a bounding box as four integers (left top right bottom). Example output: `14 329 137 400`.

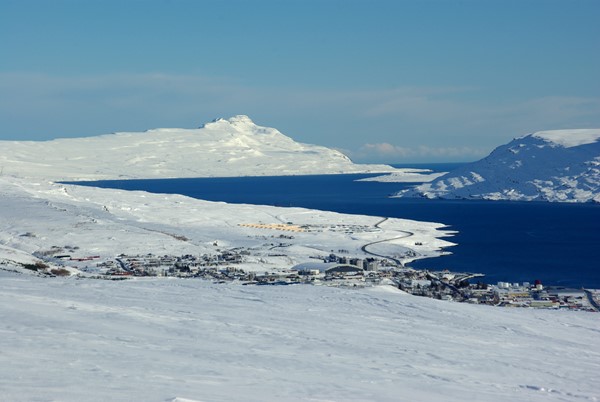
0 115 397 181
397 129 600 203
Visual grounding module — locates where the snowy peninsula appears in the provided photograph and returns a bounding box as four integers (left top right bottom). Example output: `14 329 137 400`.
0 174 455 275
396 129 600 202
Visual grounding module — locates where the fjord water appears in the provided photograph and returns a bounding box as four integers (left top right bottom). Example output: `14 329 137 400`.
70 163 600 288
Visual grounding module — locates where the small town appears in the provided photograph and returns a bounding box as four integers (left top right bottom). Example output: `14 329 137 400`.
25 247 600 312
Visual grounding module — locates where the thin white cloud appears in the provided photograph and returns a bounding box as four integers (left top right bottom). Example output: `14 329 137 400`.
353 143 488 162
361 143 414 157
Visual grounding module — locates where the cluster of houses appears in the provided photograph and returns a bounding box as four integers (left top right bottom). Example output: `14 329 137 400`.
33 245 598 312
399 273 597 311
86 251 599 311
489 281 598 311
96 250 248 277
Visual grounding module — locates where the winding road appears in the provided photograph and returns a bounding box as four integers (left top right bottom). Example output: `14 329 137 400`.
273 213 417 266
360 217 414 266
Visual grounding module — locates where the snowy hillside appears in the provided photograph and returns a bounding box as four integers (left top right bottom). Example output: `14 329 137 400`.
397 129 600 202
1 271 599 402
0 115 399 181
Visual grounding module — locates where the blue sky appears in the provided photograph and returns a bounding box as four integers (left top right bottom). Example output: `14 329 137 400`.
1 0 599 162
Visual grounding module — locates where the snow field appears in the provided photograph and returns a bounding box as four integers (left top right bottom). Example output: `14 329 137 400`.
0 271 598 402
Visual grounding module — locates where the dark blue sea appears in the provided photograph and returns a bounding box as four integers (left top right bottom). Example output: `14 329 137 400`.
67 163 600 288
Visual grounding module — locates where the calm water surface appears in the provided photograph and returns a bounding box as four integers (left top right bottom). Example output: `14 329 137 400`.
68 163 600 288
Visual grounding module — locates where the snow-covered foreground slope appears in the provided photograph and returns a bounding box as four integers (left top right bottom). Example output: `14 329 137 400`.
0 115 399 181
1 271 599 402
397 129 600 202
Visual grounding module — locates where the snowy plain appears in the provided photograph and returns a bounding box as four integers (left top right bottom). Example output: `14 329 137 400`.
1 117 599 401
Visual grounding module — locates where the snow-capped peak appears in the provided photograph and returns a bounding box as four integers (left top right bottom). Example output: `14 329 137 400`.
201 115 257 130
227 114 256 126
530 129 600 148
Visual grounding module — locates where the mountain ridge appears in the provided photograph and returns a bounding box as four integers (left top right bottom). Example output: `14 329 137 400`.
396 129 600 203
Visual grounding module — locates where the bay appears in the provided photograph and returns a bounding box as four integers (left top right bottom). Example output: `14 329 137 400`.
67 163 600 288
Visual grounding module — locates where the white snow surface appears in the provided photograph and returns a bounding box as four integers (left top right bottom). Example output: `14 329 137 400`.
397 129 600 202
0 115 397 181
533 129 600 148
1 271 599 402
357 170 447 183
